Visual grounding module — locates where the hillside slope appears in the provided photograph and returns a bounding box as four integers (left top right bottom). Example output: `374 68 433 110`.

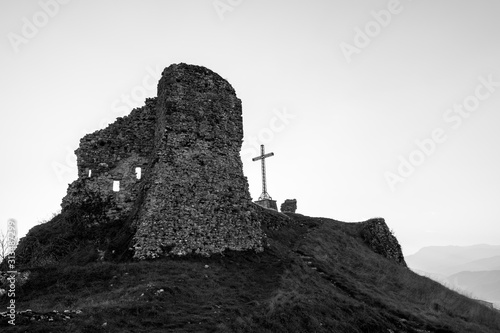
2 210 500 332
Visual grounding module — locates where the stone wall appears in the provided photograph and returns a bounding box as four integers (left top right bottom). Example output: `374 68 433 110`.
59 63 264 259
359 218 407 267
132 64 263 258
61 98 156 222
280 199 297 213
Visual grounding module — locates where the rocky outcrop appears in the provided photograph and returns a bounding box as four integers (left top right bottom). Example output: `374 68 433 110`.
280 199 297 213
359 218 406 267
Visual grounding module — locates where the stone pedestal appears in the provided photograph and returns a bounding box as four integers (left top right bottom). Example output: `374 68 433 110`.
255 199 277 210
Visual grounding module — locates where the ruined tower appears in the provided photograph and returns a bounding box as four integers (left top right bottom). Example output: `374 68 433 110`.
61 63 264 259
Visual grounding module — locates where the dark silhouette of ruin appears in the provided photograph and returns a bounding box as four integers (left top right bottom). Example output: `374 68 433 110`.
62 63 264 258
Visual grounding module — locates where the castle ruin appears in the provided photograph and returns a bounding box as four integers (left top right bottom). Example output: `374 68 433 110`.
61 63 264 259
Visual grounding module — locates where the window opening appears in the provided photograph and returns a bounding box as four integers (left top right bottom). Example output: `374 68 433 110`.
113 180 120 192
135 167 142 180
88 169 92 177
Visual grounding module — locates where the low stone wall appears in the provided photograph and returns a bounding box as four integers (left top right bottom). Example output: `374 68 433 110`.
280 199 297 213
359 218 407 267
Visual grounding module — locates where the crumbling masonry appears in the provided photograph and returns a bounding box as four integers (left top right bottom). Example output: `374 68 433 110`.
62 63 264 258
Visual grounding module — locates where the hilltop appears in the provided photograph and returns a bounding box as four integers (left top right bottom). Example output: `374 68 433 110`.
2 63 500 332
2 209 500 332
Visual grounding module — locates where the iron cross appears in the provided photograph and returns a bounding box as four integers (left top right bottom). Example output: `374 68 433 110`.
252 145 274 200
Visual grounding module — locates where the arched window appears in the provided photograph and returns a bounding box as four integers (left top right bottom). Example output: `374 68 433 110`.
113 180 120 192
135 167 142 180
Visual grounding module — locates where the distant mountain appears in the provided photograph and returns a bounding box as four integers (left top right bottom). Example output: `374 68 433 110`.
447 270 500 301
405 244 500 276
406 245 500 305
446 256 500 276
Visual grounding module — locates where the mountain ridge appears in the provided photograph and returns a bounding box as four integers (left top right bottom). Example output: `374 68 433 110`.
406 244 500 276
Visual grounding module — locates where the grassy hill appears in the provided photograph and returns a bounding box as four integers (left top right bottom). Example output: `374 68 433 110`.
2 210 500 332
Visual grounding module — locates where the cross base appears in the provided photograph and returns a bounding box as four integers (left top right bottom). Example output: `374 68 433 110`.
254 199 277 211
258 191 272 201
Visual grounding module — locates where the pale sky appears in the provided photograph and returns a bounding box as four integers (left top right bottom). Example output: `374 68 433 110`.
1 0 499 255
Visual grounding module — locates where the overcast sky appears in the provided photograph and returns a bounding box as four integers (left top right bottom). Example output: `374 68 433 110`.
1 0 499 255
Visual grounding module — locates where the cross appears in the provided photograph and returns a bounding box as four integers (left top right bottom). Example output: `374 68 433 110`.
252 145 274 201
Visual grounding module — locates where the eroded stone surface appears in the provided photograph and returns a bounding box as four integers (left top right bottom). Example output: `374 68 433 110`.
359 218 407 267
132 64 264 258
61 63 264 259
280 199 297 213
61 98 156 223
